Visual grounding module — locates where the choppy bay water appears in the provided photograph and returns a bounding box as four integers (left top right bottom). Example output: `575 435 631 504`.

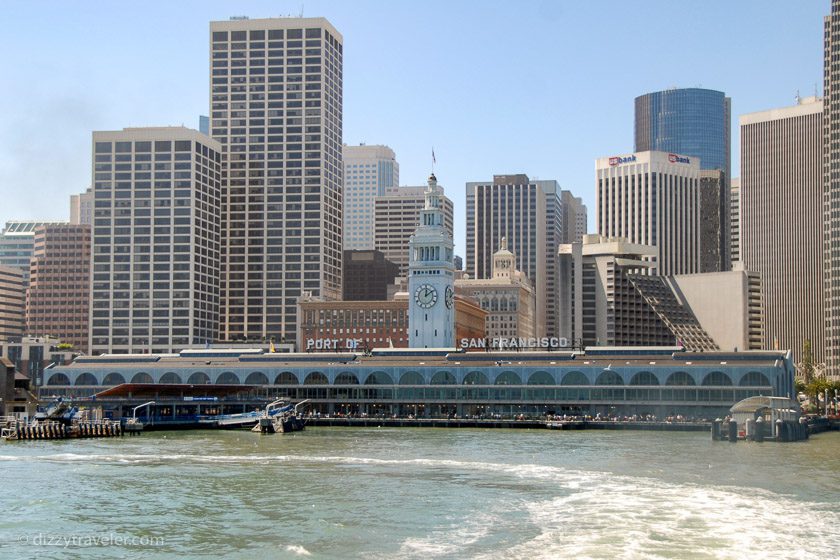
0 428 838 560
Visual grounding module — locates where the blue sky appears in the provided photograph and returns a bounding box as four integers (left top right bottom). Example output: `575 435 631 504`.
0 1 827 257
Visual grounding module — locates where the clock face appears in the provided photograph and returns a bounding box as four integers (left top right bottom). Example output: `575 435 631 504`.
415 284 438 309
445 286 454 309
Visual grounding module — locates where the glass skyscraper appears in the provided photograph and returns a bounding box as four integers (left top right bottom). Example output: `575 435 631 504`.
634 88 731 178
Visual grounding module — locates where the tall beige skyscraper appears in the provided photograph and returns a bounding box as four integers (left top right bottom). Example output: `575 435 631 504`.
595 151 700 276
209 17 343 344
89 127 222 354
741 98 825 364
343 144 398 251
825 1 840 377
374 184 453 277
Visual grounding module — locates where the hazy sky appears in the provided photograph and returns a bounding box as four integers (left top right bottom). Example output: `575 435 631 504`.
0 0 827 256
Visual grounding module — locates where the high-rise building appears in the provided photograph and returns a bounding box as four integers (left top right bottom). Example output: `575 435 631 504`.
343 144 399 250
636 87 731 270
199 115 210 135
408 174 455 349
209 17 343 344
465 174 583 338
25 224 91 354
825 1 840 378
730 178 741 263
0 266 24 342
374 184 453 277
70 187 94 226
741 97 824 364
635 87 731 179
699 169 729 273
595 151 700 276
342 250 399 301
89 127 222 354
0 221 67 284
561 190 588 243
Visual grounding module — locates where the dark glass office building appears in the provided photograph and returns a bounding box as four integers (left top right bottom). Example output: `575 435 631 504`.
635 88 731 178
635 88 732 270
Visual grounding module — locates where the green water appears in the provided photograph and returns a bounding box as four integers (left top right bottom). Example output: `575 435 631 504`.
1 428 838 559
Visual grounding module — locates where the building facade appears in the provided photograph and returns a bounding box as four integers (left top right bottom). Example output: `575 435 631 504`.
1 336 70 386
374 184 453 277
297 295 486 351
466 175 548 335
342 250 400 301
407 175 456 348
25 224 91 354
558 236 718 350
45 347 795 420
595 151 700 276
730 178 741 263
672 267 763 352
90 127 222 354
635 87 731 179
343 144 399 250
741 97 824 364
209 17 344 344
455 238 536 341
0 221 68 285
0 266 25 342
698 169 729 273
825 1 840 378
70 188 94 226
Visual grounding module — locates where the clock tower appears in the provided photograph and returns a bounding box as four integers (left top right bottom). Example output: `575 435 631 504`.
408 173 455 348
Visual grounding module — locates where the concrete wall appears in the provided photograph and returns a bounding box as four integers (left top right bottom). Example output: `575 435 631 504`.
672 271 750 351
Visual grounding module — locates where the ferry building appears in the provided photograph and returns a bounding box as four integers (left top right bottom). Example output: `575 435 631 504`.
41 175 795 419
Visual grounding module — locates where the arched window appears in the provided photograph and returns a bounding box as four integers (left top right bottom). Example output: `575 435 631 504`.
216 371 240 384
188 372 210 385
495 371 522 385
245 372 269 385
103 372 126 386
131 372 153 384
527 371 555 385
75 373 98 386
665 371 696 386
463 371 489 385
304 371 328 385
364 371 394 385
595 370 624 385
431 371 456 385
160 372 183 384
561 371 589 385
47 373 70 386
334 372 360 385
629 371 659 386
701 371 733 386
399 371 425 385
274 371 299 385
739 371 771 387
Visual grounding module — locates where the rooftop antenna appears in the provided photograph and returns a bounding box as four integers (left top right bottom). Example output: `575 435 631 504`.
299 4 304 17
431 147 436 174
795 89 801 105
815 82 820 98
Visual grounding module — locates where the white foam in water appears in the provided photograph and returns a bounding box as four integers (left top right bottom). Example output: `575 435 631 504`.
284 544 312 556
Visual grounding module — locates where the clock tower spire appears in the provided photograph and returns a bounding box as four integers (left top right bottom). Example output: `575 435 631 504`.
408 173 455 348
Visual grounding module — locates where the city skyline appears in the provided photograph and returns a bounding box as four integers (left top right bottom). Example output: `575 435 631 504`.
0 1 825 259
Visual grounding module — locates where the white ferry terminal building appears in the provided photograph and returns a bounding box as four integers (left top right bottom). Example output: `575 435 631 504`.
42 176 795 419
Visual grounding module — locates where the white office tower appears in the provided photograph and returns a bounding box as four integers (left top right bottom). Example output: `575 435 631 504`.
343 144 398 250
595 151 700 276
407 174 455 348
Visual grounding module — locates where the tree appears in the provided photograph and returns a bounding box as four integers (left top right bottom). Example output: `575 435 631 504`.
800 339 814 385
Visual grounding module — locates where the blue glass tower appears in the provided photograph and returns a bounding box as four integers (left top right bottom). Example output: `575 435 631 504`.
634 88 731 178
